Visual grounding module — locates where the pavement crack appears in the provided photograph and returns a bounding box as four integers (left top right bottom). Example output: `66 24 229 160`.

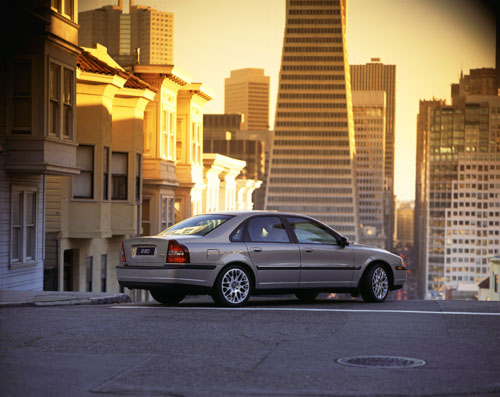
90 354 156 394
245 338 286 375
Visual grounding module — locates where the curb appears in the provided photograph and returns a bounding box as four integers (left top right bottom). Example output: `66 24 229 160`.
0 293 131 308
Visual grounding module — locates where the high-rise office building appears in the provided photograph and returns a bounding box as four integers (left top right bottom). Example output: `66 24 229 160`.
451 68 497 105
414 98 446 298
203 114 268 181
423 95 500 299
224 68 270 131
351 58 396 248
444 155 500 299
396 201 414 246
265 0 359 240
352 91 386 248
79 1 174 66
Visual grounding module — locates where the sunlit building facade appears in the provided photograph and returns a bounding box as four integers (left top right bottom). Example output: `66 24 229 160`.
132 65 191 236
425 95 500 299
351 58 396 249
175 84 213 221
352 91 386 248
265 0 359 240
79 1 174 66
224 68 270 131
444 157 500 298
43 48 155 293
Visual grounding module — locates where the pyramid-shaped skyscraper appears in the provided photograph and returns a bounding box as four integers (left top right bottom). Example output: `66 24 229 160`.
265 0 359 240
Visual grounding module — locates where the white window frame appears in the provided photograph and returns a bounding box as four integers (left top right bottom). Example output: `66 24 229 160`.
10 186 38 267
48 58 75 140
72 145 94 200
112 152 128 201
160 196 175 231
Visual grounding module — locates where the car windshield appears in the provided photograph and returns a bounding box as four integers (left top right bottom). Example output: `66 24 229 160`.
159 214 233 236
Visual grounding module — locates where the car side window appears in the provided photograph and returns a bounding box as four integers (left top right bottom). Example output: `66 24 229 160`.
286 217 338 245
247 216 291 243
230 222 245 242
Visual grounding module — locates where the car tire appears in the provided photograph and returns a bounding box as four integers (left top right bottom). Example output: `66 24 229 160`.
150 289 186 305
360 264 389 303
295 291 319 303
213 265 252 307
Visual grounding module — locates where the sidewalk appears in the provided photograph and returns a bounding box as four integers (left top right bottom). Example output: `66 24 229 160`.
0 289 131 308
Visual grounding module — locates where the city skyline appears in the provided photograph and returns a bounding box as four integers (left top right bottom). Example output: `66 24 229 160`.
79 0 496 201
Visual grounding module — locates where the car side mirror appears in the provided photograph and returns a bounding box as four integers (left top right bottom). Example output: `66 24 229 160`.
339 236 349 247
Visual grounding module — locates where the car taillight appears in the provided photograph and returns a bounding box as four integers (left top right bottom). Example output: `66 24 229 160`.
120 241 127 263
167 240 190 263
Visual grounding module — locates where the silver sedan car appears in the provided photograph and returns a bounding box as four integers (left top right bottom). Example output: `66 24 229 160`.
117 211 407 307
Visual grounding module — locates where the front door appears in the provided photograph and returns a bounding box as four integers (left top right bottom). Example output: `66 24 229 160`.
245 215 300 289
285 216 354 288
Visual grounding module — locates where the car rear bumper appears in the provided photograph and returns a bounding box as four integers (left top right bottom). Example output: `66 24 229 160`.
116 264 218 291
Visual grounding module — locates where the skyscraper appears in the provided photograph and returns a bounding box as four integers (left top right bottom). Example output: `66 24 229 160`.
79 1 174 66
351 58 396 248
414 98 446 299
225 68 270 131
451 68 497 105
423 94 500 299
265 0 359 240
352 90 386 248
396 201 414 246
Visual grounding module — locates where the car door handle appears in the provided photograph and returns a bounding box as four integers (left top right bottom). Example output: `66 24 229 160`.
304 248 313 253
251 247 262 252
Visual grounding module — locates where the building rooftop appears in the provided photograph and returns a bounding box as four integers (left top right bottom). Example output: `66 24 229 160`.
77 50 157 92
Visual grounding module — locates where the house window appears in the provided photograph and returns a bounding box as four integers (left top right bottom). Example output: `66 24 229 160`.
85 256 93 292
136 154 141 203
103 147 110 200
112 152 128 200
161 197 175 231
101 254 107 292
162 109 168 159
63 69 74 138
169 112 175 160
51 0 75 21
12 60 32 134
142 198 151 236
49 63 60 136
11 187 37 265
49 60 74 139
73 145 94 199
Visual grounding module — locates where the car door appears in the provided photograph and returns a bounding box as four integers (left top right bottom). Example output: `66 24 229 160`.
285 216 355 288
244 215 300 289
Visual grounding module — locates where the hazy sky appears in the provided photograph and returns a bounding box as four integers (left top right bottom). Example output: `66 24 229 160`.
80 0 496 201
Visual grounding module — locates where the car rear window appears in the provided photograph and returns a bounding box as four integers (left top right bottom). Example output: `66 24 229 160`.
159 214 233 236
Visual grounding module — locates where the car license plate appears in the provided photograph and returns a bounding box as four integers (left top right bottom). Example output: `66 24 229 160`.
136 247 155 255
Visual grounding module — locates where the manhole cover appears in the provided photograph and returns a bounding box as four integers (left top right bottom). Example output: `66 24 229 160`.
337 356 426 368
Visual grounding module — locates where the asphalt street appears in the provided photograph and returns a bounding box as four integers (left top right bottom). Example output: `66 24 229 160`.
1 296 500 396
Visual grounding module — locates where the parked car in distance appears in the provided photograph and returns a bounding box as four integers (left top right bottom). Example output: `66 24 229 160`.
117 211 407 307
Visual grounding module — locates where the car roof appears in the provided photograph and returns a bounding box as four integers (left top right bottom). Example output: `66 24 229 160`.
196 210 316 219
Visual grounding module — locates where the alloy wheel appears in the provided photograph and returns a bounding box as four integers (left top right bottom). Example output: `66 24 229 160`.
221 268 250 304
372 267 389 300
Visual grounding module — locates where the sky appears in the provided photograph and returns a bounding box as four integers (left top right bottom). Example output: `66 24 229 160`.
79 0 496 201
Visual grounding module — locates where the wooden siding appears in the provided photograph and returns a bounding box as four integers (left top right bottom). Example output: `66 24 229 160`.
46 176 62 232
